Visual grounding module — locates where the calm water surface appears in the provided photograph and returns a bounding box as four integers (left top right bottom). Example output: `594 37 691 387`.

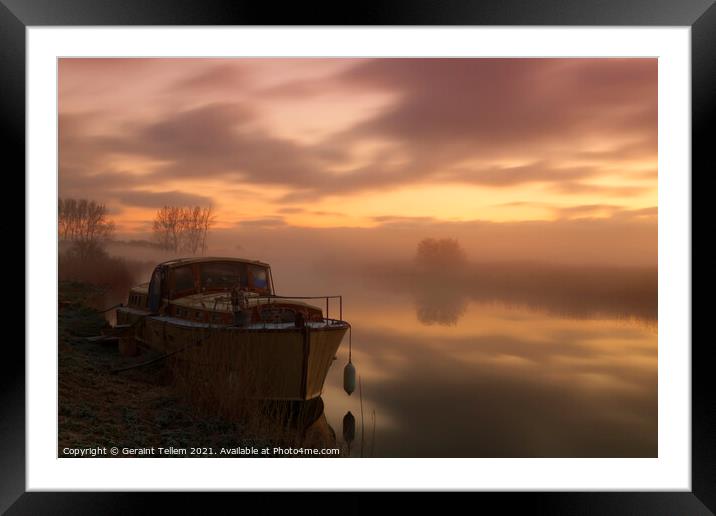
100 261 657 458
313 273 657 458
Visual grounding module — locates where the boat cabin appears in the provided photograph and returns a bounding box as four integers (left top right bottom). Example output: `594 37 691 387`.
149 257 273 307
125 257 322 326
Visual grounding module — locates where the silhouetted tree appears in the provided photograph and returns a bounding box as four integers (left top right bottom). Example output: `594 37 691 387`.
58 198 115 258
152 206 183 253
152 205 215 255
415 237 468 270
183 205 215 255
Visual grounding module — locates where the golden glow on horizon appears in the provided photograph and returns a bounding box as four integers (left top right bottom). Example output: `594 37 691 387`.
109 180 657 234
59 58 658 236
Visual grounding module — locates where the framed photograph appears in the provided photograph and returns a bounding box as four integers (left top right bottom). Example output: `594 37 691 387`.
6 0 711 513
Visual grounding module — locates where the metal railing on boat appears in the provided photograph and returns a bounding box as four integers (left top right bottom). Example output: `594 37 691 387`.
252 295 345 327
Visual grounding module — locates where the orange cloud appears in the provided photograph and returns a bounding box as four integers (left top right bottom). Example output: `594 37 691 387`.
59 57 657 241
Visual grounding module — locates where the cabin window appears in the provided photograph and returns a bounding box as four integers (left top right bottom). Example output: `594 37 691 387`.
248 264 269 290
200 262 247 290
173 265 195 292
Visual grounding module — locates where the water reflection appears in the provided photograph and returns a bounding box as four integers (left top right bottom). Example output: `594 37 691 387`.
100 259 657 457
320 264 657 458
413 282 468 326
371 262 657 324
246 397 339 453
342 411 356 454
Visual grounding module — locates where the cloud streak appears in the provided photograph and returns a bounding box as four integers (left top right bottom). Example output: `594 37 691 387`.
58 57 657 236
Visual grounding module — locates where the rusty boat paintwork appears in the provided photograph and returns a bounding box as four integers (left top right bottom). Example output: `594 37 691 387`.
116 257 349 401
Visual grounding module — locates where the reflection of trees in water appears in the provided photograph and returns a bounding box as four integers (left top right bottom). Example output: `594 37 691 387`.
413 283 468 326
368 260 656 325
412 238 470 325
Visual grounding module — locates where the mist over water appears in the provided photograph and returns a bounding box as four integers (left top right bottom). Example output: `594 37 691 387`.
266 252 657 457
93 236 657 457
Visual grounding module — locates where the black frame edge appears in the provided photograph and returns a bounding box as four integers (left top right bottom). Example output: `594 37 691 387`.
0 0 27 514
4 0 712 514
692 1 716 512
0 0 714 26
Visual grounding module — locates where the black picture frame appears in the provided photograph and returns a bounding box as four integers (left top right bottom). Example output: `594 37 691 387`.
4 0 711 513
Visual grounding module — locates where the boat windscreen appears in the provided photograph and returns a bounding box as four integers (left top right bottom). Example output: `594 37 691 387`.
200 262 248 290
248 264 269 290
173 265 194 291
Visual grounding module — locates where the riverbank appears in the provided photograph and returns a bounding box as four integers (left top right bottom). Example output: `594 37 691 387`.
58 281 337 457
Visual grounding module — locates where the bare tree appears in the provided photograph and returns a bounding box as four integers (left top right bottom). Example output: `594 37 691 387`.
152 205 215 255
183 205 215 255
152 206 183 253
58 198 115 257
58 198 76 240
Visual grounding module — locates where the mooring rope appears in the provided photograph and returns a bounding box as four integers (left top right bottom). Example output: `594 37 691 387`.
110 337 205 374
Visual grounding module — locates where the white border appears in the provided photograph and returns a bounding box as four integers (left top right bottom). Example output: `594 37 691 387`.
27 27 691 491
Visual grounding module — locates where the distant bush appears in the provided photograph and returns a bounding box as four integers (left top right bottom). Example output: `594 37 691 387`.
415 238 468 270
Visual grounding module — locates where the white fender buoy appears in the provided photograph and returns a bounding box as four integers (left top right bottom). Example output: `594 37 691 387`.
343 361 356 395
342 411 355 445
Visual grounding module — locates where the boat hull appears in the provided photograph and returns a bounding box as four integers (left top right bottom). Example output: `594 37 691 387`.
116 308 347 401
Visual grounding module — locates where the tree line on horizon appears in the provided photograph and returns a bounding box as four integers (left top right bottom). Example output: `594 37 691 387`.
58 197 215 258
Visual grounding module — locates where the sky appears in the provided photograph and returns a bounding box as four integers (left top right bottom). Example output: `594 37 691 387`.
59 58 657 265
